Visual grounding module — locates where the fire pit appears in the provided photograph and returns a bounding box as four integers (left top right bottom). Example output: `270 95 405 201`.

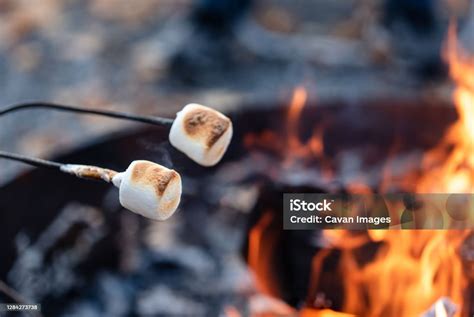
0 94 467 316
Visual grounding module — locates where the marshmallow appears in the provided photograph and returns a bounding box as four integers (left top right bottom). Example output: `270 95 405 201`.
112 160 182 221
169 103 233 166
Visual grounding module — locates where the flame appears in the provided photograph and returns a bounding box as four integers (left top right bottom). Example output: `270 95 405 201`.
243 88 309 156
246 23 473 316
307 24 473 317
416 23 474 193
309 230 468 317
248 210 280 297
284 86 330 174
287 86 308 152
244 86 333 181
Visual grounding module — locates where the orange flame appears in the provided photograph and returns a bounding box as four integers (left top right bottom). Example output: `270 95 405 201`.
309 230 468 317
287 86 308 152
417 23 474 193
307 23 473 317
248 210 280 297
246 23 473 317
244 86 333 180
284 86 330 171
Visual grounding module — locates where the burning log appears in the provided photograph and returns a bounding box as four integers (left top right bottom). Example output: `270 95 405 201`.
0 102 234 166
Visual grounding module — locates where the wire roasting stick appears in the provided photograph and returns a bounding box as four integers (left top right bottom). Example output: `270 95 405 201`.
0 150 62 170
0 102 174 126
0 151 181 221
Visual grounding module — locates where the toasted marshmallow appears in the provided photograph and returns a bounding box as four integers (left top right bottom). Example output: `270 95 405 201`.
169 103 233 166
112 160 182 221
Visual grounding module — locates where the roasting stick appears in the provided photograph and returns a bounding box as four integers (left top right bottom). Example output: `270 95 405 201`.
0 151 182 221
0 150 117 182
0 150 62 170
0 102 233 166
0 102 174 126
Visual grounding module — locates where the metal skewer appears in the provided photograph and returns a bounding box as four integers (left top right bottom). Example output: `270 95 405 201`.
0 102 173 180
0 150 62 169
0 102 174 127
0 150 117 183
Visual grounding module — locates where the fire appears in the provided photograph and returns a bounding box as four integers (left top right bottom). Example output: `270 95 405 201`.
244 86 311 159
416 23 474 193
309 230 468 317
247 210 280 298
244 86 332 179
245 24 473 317
284 86 329 171
308 25 473 316
287 86 308 152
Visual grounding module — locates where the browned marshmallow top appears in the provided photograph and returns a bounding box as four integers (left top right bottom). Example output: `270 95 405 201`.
183 106 231 148
131 161 179 196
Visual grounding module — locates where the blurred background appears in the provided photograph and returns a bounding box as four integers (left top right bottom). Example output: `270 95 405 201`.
0 1 474 316
0 0 472 184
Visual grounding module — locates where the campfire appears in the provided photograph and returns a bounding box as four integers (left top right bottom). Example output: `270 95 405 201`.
243 25 474 317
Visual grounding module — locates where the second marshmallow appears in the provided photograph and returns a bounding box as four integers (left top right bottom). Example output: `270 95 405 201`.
169 104 233 166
